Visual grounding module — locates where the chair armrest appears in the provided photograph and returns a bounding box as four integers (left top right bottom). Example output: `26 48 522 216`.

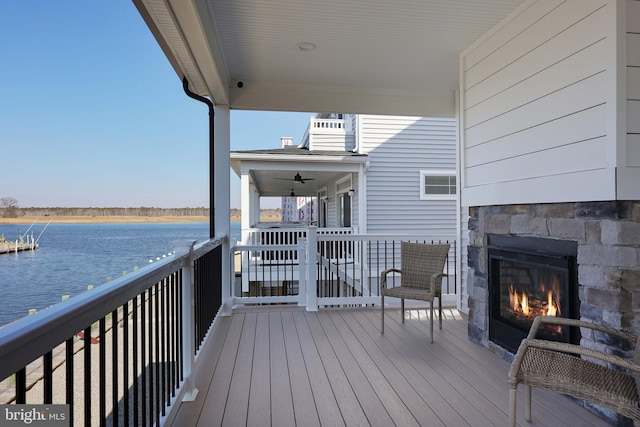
527 339 640 374
527 315 637 343
509 315 640 385
429 272 447 294
380 268 401 289
509 337 640 389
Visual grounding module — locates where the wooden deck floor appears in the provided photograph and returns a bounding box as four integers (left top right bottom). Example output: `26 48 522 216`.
169 306 613 427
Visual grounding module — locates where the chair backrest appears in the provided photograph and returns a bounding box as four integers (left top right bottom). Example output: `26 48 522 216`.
400 241 450 290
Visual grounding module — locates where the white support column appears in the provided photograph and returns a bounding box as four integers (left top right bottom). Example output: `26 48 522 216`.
358 161 368 234
240 168 252 240
306 226 318 311
251 185 260 226
173 240 198 401
215 105 233 316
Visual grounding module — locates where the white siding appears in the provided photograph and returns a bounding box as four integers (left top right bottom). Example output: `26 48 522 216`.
309 133 355 151
359 115 457 236
460 0 616 207
308 118 355 151
619 0 640 196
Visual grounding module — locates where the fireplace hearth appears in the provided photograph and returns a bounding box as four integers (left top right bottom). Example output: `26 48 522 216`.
488 235 579 353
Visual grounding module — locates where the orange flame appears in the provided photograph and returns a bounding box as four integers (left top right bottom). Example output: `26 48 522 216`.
546 291 557 316
521 293 530 316
509 284 518 311
508 279 560 318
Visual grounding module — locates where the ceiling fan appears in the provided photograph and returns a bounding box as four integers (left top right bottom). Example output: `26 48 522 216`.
276 172 316 184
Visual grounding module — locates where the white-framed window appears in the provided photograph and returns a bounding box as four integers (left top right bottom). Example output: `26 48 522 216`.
420 170 456 200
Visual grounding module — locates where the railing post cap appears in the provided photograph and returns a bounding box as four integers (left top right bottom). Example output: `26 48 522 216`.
172 240 197 255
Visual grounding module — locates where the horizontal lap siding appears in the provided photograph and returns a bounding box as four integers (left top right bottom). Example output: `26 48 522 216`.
309 133 354 151
359 115 456 235
618 0 640 197
461 0 613 207
626 1 640 168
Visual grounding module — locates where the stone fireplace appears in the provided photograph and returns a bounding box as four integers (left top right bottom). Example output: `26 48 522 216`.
467 201 640 424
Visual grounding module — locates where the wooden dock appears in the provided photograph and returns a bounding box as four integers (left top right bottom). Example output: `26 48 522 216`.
0 241 37 254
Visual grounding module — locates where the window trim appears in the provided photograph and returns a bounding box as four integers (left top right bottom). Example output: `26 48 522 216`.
335 176 353 227
420 170 456 200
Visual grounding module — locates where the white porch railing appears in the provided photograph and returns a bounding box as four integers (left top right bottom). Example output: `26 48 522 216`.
311 118 347 130
0 235 226 427
300 117 349 145
243 226 352 261
230 228 457 310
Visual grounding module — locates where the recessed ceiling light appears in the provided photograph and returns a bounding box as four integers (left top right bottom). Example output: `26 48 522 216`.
297 42 316 52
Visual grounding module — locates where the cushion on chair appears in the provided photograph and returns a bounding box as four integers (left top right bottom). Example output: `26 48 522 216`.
380 286 435 301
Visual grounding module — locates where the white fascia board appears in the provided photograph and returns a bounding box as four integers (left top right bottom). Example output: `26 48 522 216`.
230 153 367 164
243 160 365 172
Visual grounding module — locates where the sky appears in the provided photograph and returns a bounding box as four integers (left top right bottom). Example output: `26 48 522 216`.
0 2 312 209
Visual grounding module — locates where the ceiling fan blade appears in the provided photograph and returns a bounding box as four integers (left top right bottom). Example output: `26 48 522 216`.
295 173 315 183
274 173 316 183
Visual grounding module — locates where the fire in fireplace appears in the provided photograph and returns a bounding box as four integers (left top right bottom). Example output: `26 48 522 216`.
488 235 579 353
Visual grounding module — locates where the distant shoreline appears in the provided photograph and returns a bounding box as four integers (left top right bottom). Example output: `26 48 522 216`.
0 215 280 225
0 216 210 224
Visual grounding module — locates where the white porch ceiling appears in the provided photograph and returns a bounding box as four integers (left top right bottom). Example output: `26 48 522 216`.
249 170 346 198
135 0 526 117
230 148 368 197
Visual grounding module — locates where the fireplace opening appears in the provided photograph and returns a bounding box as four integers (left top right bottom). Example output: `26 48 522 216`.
488 235 579 353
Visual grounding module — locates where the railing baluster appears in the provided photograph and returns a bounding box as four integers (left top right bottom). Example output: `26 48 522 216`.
112 309 119 427
123 302 130 427
84 325 92 427
169 274 175 400
154 282 161 424
43 351 52 404
65 337 74 426
141 290 147 427
132 295 139 427
15 367 26 404
99 318 106 426
148 286 154 427
160 278 166 416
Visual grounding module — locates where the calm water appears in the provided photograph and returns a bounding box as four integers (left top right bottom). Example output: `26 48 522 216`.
0 222 241 326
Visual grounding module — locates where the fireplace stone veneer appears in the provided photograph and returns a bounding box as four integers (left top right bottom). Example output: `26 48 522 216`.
467 202 640 353
467 201 640 425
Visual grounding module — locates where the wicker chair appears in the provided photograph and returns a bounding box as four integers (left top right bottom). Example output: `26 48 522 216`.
380 241 450 342
508 315 640 426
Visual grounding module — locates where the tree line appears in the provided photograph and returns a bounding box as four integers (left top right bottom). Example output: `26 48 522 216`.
6 207 211 218
0 198 281 219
